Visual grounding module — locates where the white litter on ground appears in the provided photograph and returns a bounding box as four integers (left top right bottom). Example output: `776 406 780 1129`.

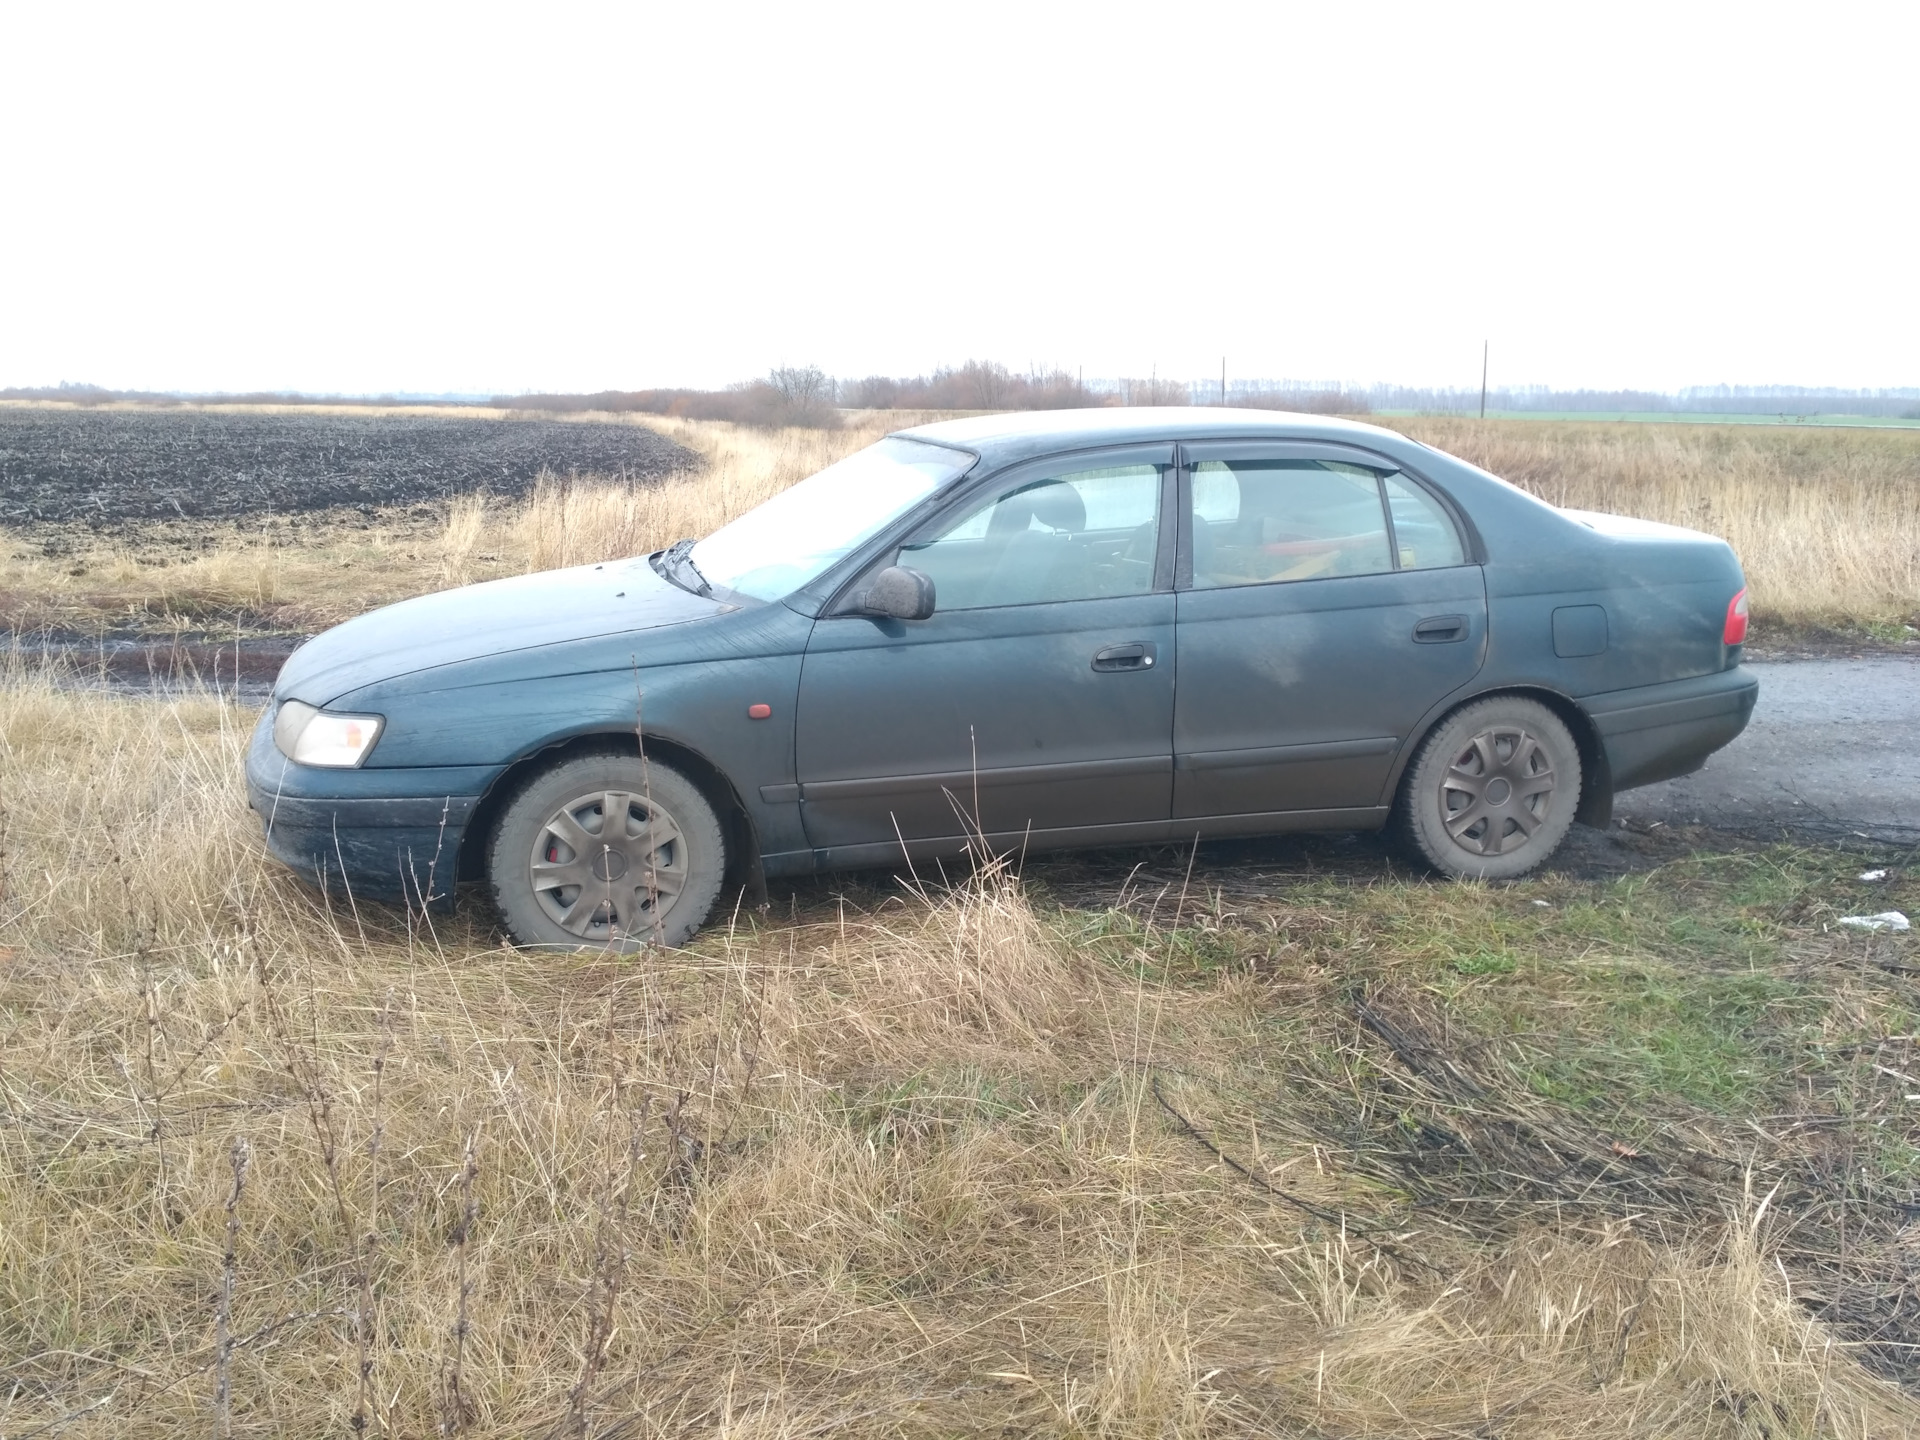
1859 869 1889 882
1837 912 1910 933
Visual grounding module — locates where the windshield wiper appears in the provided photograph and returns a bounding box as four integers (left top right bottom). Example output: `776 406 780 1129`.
651 538 714 597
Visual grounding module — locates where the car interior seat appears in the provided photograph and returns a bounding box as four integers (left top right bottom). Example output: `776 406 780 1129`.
985 481 1092 604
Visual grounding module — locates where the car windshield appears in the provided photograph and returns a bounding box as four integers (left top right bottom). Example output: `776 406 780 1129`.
689 437 973 602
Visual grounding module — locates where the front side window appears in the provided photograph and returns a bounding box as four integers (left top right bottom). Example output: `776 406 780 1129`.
900 462 1164 609
1189 460 1393 587
690 437 974 602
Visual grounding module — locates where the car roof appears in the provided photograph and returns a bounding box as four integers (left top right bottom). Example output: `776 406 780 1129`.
892 406 1419 468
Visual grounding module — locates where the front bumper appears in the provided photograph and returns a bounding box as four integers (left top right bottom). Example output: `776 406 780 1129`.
1582 666 1760 793
245 706 500 906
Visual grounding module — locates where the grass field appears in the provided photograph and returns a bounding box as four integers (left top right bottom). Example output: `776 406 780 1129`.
1392 416 1920 636
2 670 1919 1436
1 409 1914 644
1383 411 1920 429
3 406 1919 1434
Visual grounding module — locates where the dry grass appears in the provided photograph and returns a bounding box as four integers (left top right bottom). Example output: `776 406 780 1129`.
4 670 1919 1436
492 415 903 581
1389 418 1920 629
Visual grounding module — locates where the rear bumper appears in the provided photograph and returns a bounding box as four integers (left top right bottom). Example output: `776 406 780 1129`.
1581 667 1759 793
245 706 495 905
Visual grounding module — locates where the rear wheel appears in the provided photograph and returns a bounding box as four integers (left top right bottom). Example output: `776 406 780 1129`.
1397 696 1581 880
488 752 726 949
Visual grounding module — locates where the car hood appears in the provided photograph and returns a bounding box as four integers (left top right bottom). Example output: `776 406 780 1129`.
275 555 728 704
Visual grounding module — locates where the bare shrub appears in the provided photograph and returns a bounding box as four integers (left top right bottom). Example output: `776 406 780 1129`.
839 374 901 408
761 365 838 427
842 361 1105 412
1114 375 1190 407
494 367 843 431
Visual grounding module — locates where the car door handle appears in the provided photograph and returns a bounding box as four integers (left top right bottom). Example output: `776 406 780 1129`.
1412 614 1468 643
1092 641 1157 672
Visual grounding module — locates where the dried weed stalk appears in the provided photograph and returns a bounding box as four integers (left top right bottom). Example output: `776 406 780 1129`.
353 990 397 1436
440 1127 482 1437
215 1135 252 1440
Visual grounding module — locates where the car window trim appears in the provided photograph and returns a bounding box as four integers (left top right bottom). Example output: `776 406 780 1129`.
1376 471 1404 572
1153 462 1180 592
1172 447 1194 591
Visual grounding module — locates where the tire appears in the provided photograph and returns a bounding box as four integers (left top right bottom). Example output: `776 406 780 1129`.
488 751 727 950
1396 696 1582 881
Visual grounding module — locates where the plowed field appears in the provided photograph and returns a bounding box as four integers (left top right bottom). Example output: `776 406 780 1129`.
0 406 693 526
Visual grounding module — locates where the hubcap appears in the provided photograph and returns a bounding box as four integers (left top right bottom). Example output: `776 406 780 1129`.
529 789 687 941
1438 725 1557 857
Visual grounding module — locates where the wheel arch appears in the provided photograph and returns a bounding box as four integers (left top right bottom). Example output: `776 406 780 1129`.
456 729 766 903
1387 684 1613 829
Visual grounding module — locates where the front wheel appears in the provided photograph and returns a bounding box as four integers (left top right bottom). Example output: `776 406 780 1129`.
488 752 727 950
1396 697 1582 880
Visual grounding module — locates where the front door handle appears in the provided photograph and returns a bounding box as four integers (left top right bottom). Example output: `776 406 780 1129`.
1412 614 1468 644
1092 641 1158 672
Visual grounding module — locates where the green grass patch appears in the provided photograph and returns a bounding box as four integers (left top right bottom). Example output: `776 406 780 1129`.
1451 948 1519 977
1086 846 1912 1126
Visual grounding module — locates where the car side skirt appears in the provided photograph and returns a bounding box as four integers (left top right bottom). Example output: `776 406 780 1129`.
762 805 1391 877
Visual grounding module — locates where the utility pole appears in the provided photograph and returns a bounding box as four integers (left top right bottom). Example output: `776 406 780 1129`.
1479 340 1489 419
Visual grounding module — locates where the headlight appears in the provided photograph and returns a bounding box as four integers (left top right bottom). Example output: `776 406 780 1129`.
273 699 384 768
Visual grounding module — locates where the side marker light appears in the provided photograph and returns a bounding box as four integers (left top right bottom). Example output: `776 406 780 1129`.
748 703 772 719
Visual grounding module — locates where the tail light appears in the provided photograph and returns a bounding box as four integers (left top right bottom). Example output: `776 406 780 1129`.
1722 588 1749 645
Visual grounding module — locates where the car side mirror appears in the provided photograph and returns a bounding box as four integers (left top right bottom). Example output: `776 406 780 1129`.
860 565 936 621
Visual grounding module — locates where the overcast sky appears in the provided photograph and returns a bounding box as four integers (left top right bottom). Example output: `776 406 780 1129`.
3 2 1913 396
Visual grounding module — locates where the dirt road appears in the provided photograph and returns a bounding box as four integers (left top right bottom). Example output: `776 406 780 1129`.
1614 656 1920 842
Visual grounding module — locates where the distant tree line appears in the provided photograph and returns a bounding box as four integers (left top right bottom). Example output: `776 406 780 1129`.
499 362 1215 427
839 361 1105 411
497 362 1110 428
498 366 842 428
0 382 469 408
497 369 1920 426
1352 383 1920 418
10 373 1918 427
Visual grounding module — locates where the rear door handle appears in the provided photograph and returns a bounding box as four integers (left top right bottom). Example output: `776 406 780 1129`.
1413 614 1468 643
1092 641 1157 672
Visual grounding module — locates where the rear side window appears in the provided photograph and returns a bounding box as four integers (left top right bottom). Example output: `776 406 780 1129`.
1189 460 1392 587
1383 473 1466 570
